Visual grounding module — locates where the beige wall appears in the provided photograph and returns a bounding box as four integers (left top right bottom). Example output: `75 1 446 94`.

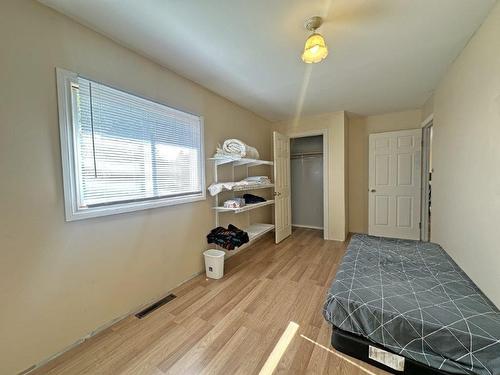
273 112 348 241
273 109 420 240
0 1 271 374
421 94 434 122
347 110 422 234
431 1 500 307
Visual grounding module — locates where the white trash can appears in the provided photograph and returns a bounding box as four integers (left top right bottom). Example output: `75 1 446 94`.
203 249 225 279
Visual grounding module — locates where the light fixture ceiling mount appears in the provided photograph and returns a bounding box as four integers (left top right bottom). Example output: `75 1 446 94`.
301 16 328 64
304 16 323 32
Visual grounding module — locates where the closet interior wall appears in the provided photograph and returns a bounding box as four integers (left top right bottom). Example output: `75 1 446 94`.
290 135 324 230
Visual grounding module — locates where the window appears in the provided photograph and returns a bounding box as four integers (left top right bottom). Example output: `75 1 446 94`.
57 68 205 221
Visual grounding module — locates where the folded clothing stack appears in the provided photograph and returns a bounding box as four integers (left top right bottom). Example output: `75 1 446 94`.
208 176 272 196
223 198 245 209
242 176 271 184
207 224 249 250
243 194 266 204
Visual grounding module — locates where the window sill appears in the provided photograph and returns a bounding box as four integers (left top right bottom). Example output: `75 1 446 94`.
65 193 206 221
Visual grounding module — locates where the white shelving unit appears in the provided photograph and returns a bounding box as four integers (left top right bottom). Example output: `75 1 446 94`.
246 223 275 241
212 199 275 213
232 183 274 192
209 156 274 254
209 157 274 167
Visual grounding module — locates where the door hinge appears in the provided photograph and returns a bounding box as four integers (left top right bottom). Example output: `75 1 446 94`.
419 222 422 229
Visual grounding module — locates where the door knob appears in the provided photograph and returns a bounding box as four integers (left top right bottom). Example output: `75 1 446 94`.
370 189 376 193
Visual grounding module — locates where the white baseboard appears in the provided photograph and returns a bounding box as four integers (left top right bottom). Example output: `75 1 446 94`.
292 224 324 230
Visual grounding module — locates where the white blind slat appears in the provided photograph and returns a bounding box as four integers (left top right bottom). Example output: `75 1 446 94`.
74 77 202 207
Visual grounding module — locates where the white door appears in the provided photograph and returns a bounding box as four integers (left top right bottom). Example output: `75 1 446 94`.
369 129 422 240
273 131 291 243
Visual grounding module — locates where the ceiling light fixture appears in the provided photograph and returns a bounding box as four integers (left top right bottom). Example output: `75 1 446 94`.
301 16 328 64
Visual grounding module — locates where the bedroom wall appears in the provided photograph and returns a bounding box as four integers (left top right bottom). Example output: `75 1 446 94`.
0 1 271 374
273 112 348 241
347 110 422 234
431 1 500 307
421 94 434 121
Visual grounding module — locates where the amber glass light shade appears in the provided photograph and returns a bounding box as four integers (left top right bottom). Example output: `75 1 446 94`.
301 32 328 63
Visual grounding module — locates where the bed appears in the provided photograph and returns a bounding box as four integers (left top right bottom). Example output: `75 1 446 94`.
323 234 500 375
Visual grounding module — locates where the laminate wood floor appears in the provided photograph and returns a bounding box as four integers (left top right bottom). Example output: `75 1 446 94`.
32 228 389 375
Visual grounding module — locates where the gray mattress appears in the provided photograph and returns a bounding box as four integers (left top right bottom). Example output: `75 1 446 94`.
323 234 500 375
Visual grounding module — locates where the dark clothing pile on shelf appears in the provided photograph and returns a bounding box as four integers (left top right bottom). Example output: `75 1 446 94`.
207 224 249 250
243 193 266 204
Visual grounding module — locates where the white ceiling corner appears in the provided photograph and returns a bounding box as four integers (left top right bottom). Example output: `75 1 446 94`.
39 0 496 121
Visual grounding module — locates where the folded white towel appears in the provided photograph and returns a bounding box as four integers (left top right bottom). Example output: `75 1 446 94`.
208 182 238 196
208 180 251 196
222 139 260 159
243 176 271 183
208 176 271 196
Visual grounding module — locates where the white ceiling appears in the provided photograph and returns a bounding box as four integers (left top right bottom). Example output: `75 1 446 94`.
39 0 496 121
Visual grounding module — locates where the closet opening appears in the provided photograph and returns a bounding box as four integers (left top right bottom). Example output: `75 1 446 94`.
290 134 325 237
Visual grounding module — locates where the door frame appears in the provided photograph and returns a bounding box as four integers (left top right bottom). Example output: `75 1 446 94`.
287 129 329 240
421 114 433 241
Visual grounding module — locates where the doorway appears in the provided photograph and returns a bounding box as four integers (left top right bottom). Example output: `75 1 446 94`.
290 135 324 235
421 117 433 241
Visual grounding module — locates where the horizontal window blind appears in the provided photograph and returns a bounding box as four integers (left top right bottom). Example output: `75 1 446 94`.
73 77 203 208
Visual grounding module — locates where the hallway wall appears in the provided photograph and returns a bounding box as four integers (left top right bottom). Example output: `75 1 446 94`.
347 110 422 234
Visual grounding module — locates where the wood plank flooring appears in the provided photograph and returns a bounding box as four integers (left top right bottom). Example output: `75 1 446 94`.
32 228 389 375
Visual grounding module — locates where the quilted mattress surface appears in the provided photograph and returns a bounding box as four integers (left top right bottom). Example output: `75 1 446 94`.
323 234 500 375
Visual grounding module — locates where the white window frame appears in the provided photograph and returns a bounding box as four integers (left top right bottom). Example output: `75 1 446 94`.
56 68 206 221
